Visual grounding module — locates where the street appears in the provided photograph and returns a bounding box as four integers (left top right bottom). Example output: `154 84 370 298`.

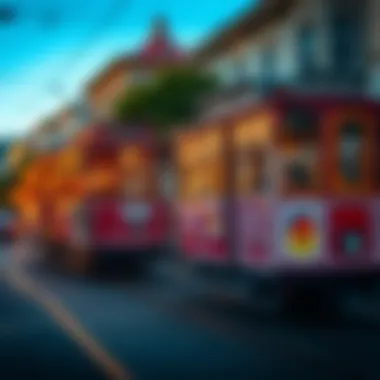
0 273 106 379
0 247 379 380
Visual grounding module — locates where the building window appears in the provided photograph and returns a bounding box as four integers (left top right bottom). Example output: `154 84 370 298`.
234 55 248 83
215 60 230 86
369 67 380 99
298 24 316 76
261 46 275 87
330 2 365 77
222 60 236 85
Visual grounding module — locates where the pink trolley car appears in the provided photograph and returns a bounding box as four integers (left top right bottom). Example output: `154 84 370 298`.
175 89 380 309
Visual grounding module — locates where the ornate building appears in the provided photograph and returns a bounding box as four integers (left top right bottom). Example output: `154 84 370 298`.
194 0 380 114
86 16 187 121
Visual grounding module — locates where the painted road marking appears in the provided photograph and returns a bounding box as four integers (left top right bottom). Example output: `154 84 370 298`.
4 268 131 380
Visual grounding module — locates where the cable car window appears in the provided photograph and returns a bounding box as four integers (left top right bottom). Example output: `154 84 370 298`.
182 162 224 201
284 146 318 193
284 106 319 140
287 162 311 190
236 148 269 195
338 121 363 184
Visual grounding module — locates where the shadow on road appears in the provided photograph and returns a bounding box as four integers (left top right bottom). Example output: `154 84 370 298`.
24 256 380 333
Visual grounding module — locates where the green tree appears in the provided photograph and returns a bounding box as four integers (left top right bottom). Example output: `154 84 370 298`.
114 67 218 134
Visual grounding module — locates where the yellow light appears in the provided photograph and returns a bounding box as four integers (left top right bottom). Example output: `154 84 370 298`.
234 112 272 146
24 204 39 223
120 147 142 169
203 128 222 156
179 131 219 166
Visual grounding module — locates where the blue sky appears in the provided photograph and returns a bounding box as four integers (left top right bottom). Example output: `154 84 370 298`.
0 0 254 138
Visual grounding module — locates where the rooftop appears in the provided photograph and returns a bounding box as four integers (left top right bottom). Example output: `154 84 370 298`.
194 0 295 61
87 16 187 94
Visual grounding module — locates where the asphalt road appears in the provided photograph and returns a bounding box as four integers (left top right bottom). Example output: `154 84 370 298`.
0 276 107 380
1 250 380 380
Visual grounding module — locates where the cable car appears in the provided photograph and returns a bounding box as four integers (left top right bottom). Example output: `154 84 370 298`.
175 89 380 310
65 124 168 274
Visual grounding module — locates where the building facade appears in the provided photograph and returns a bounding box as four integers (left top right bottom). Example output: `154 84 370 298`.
24 98 89 155
86 17 186 121
195 0 380 99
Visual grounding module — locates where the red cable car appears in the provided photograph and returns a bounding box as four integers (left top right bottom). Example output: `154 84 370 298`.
65 125 168 274
175 90 380 310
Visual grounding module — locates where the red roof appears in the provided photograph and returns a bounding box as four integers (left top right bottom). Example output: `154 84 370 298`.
136 16 184 65
87 17 187 93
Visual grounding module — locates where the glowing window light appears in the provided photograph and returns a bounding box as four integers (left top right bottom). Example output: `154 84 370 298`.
202 129 222 158
179 139 199 166
85 168 119 192
234 113 272 146
179 129 222 166
120 147 143 169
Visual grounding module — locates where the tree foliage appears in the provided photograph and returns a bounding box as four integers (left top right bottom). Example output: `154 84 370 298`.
114 67 218 133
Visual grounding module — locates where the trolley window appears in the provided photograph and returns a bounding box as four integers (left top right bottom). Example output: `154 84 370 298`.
284 145 319 193
177 129 225 201
328 111 373 195
281 105 320 195
120 146 155 199
338 121 363 184
236 147 269 196
180 160 224 201
234 111 273 196
283 106 319 141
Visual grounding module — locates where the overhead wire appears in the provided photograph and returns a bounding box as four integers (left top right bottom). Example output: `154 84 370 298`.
2 0 132 134
49 0 131 95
